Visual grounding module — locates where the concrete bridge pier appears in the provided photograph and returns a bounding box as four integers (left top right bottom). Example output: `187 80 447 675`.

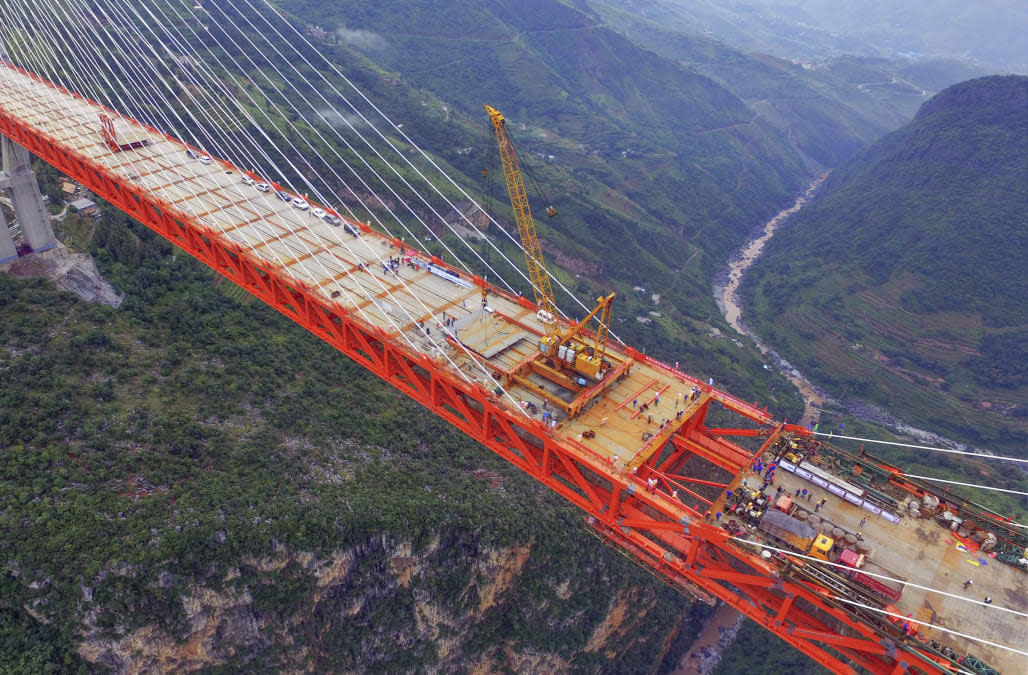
0 134 56 260
0 198 15 263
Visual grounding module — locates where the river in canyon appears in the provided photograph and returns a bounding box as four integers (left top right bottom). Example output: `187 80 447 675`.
713 172 830 425
712 172 987 453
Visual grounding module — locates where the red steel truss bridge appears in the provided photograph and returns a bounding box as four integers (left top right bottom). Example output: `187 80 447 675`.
0 7 1023 672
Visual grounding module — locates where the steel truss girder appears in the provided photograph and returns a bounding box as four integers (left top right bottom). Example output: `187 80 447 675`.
0 64 951 675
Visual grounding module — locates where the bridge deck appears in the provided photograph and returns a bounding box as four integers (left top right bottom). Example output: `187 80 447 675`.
0 63 769 474
718 466 1028 673
6 62 1015 674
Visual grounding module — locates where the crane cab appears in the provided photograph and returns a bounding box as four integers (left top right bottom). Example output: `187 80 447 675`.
809 535 834 561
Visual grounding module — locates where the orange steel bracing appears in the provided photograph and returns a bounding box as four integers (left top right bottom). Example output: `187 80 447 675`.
98 114 118 151
0 62 971 675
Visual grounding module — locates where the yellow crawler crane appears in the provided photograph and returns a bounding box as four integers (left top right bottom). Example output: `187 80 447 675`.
485 105 615 380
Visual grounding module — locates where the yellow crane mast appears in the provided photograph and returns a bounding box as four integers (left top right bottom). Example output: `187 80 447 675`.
485 104 615 381
485 105 558 328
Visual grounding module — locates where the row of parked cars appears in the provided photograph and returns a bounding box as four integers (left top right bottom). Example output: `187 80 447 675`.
185 148 358 232
238 173 346 226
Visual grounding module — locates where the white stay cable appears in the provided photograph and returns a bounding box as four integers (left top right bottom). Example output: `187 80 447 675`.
12 0 526 411
249 0 613 333
22 0 383 349
728 536 1028 620
195 0 500 289
724 538 1026 672
22 0 239 208
79 0 480 383
30 2 225 185
170 0 613 348
129 0 523 407
902 474 1028 498
23 0 309 282
242 0 534 294
130 0 381 232
237 5 612 340
4 10 1021 665
812 432 1028 465
0 5 167 179
14 0 412 364
833 596 1028 660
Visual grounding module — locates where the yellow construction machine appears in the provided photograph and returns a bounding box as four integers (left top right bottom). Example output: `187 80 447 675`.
485 104 615 382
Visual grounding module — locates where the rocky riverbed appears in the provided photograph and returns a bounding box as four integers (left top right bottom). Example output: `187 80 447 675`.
713 172 829 425
713 172 988 454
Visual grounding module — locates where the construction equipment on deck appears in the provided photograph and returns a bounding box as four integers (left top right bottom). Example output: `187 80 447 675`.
485 104 615 383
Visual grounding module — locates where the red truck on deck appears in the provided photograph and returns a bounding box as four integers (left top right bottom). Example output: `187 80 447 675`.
839 549 905 603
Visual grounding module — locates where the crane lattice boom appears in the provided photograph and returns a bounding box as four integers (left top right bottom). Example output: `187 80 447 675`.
485 105 558 326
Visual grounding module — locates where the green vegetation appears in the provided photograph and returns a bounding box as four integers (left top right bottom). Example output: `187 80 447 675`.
1 209 704 671
587 0 1027 75
12 2 1016 672
268 0 807 273
744 76 1028 459
258 0 820 418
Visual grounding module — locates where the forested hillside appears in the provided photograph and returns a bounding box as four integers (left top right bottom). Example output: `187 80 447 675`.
0 0 822 413
584 0 988 169
276 0 807 282
743 75 1028 455
172 0 829 417
5 1 982 672
582 0 1028 73
1 208 716 672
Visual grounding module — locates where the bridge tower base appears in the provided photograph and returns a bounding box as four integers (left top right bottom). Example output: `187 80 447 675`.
0 134 56 262
0 199 14 263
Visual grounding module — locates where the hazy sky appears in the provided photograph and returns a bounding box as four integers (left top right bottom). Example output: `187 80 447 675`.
653 0 1027 72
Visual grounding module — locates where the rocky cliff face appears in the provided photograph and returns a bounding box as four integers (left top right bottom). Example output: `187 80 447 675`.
1 225 699 673
73 536 682 673
1 242 122 307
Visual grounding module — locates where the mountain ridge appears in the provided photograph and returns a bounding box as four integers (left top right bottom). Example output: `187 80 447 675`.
743 74 1028 454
